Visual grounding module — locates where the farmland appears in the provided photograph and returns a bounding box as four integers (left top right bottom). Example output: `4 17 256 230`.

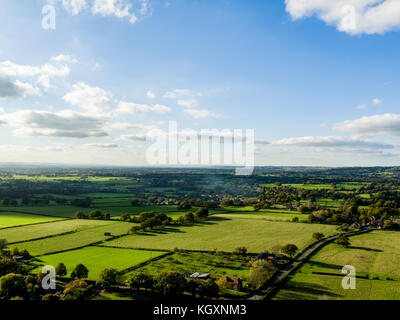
32 246 165 280
272 231 400 300
104 215 337 253
0 211 64 228
16 221 134 255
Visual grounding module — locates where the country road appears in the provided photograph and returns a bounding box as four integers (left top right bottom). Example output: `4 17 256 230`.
248 228 371 300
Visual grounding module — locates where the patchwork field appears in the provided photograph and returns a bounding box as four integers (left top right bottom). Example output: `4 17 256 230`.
1 219 114 244
33 246 165 280
16 221 134 255
272 273 400 300
0 212 65 229
104 215 337 253
126 251 251 282
272 231 400 300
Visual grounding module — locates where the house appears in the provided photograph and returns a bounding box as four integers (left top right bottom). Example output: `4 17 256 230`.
225 276 243 291
189 272 210 280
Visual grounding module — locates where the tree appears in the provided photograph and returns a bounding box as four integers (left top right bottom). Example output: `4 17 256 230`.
97 268 120 290
234 247 248 255
130 226 141 234
130 271 153 291
335 234 350 247
247 260 276 289
0 273 27 299
152 271 187 295
176 216 185 225
120 213 131 222
71 264 89 279
195 207 209 220
62 279 88 300
183 212 195 224
292 217 299 223
0 239 8 252
74 211 86 219
281 244 298 259
55 263 67 278
0 258 28 277
89 210 104 220
10 247 19 257
312 232 325 241
198 279 219 299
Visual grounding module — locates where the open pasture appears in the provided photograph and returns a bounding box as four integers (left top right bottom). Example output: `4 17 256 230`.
33 246 164 280
273 231 400 300
0 212 64 229
16 221 134 255
1 219 114 243
104 215 337 253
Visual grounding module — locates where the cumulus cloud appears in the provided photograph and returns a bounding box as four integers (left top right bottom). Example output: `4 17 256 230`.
177 99 199 108
184 108 221 119
0 78 40 98
0 110 108 138
146 90 155 99
333 113 400 137
62 82 113 113
115 101 171 115
271 135 394 149
51 54 78 64
285 0 400 35
61 0 88 15
0 59 70 89
164 89 202 108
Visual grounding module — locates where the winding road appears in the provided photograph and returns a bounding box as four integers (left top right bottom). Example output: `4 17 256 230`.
248 228 371 300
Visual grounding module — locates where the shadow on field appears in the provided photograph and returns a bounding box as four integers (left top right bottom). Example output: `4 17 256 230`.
348 246 383 252
275 280 341 300
308 261 343 271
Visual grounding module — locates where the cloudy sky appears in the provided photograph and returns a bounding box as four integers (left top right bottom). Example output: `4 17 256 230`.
0 0 399 167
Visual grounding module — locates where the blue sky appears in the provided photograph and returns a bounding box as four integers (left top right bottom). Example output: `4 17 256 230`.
0 0 399 166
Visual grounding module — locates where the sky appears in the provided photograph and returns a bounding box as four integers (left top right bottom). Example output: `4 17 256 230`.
0 0 399 167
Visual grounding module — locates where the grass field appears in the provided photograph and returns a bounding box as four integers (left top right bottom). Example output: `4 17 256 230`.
126 251 251 283
32 246 164 280
104 215 337 253
16 221 134 255
272 273 400 300
1 219 114 243
219 210 308 222
0 212 64 229
272 231 400 300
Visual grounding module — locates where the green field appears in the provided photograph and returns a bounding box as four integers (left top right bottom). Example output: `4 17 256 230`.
1 219 115 244
16 221 134 255
126 251 251 283
273 231 400 300
272 273 400 300
0 212 64 229
104 215 337 253
32 246 164 280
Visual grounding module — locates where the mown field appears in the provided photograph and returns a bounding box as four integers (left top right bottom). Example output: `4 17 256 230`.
0 212 65 229
33 246 165 280
16 221 134 255
104 215 337 253
2 219 113 244
272 231 400 300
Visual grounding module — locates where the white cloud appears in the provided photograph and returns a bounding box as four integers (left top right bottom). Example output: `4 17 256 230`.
0 59 70 89
92 0 137 23
119 133 147 141
184 108 221 119
86 143 119 148
0 78 41 98
107 122 157 131
177 99 198 108
115 101 171 115
51 54 78 64
285 0 400 35
62 82 113 113
0 110 108 138
333 113 400 137
271 135 394 149
373 98 383 105
146 90 155 99
62 0 88 15
356 104 368 110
